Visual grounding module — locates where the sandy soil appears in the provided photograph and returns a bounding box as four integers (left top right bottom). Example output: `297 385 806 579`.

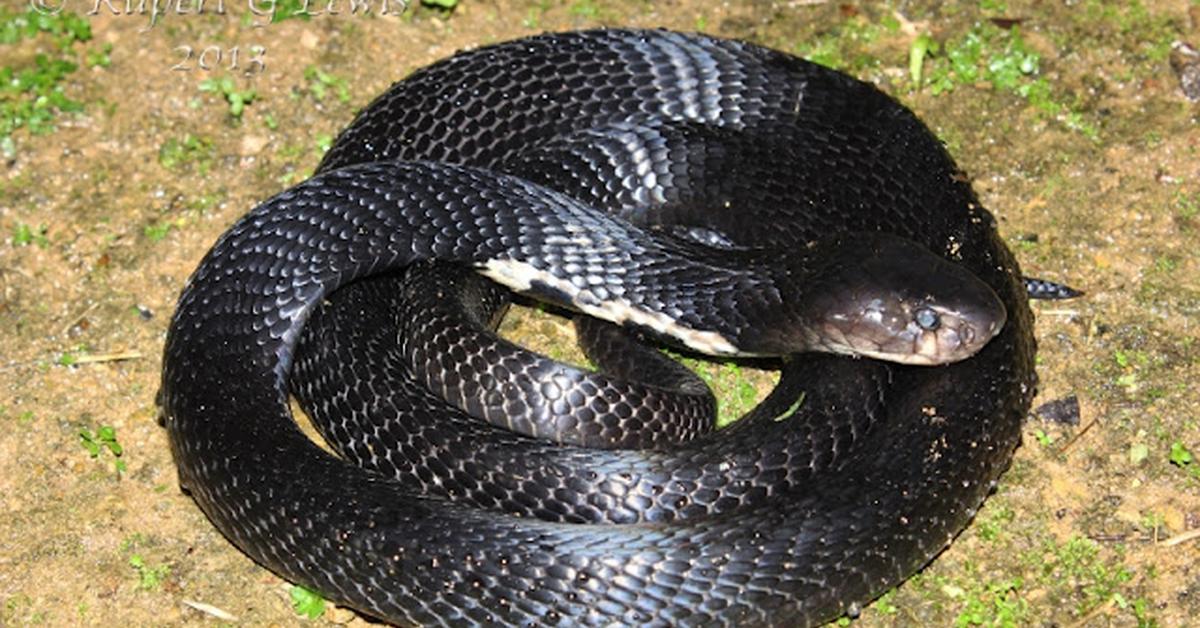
1 0 1197 626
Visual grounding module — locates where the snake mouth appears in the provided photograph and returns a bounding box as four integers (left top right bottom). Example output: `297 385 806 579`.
895 303 1007 365
818 288 1008 366
819 308 1006 365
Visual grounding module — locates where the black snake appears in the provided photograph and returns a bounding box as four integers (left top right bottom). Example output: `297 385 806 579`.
159 29 1037 626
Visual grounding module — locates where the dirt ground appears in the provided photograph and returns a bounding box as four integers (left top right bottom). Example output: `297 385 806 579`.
1 0 1198 626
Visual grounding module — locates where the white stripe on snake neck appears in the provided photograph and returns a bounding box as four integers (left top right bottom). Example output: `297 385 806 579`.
480 258 739 356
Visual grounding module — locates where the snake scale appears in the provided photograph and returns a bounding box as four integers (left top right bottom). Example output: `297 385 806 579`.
159 29 1037 626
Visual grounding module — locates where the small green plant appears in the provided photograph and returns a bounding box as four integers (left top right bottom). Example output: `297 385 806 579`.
795 13 897 72
128 554 170 590
954 577 1027 627
314 133 333 157
143 221 175 242
0 55 84 155
1033 428 1055 447
290 585 326 619
1140 511 1164 535
922 28 1017 94
1174 190 1199 221
11 223 48 247
86 42 112 68
1124 594 1158 628
303 66 351 103
0 7 90 47
674 357 769 427
57 348 83 366
79 425 126 474
523 4 544 29
568 0 606 20
0 8 95 155
270 0 313 23
870 589 898 616
1151 255 1177 274
422 0 460 9
975 504 1015 542
1111 348 1151 393
158 134 214 173
771 392 807 423
119 532 148 552
918 24 1098 138
910 33 935 87
1034 536 1135 616
1169 441 1199 479
199 76 257 118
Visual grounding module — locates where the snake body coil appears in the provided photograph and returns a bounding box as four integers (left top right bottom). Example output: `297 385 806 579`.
160 30 1036 626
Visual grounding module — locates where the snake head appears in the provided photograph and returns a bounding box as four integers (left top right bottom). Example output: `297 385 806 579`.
800 233 1007 365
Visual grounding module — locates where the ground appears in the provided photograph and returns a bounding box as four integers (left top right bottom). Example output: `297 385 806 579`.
0 0 1198 626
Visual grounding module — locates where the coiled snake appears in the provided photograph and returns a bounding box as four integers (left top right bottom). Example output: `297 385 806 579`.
160 29 1037 626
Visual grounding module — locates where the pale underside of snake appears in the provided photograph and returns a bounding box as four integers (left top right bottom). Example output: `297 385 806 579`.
159 29 1038 627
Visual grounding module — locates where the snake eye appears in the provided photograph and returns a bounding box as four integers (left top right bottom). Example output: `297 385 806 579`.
914 307 940 331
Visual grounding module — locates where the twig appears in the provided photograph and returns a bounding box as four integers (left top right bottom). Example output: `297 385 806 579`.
1067 596 1117 628
60 301 100 337
0 350 144 371
1055 415 1097 455
71 351 144 365
181 599 237 621
1161 528 1200 547
1038 309 1080 318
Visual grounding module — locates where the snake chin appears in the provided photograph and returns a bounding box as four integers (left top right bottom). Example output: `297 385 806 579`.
826 306 1006 366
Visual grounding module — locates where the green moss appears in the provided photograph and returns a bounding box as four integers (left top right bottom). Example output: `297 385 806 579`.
0 7 90 46
1174 190 1199 224
920 23 1098 138
567 0 616 22
158 134 214 174
302 66 351 104
953 577 1028 627
975 505 1016 542
11 222 49 248
79 424 125 475
268 0 314 23
1 593 43 625
0 7 99 155
198 76 256 119
290 585 327 619
671 354 775 427
143 220 178 243
128 554 170 591
793 12 895 74
1169 441 1199 480
0 54 84 155
1029 536 1135 616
